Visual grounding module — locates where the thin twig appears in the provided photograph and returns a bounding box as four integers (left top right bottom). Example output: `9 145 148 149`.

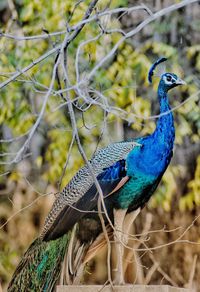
58 133 75 191
187 254 198 290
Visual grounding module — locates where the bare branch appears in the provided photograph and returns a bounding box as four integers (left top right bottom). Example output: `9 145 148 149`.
0 44 61 90
0 30 66 41
86 0 198 82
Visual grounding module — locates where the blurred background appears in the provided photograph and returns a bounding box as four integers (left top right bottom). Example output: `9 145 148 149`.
0 0 200 290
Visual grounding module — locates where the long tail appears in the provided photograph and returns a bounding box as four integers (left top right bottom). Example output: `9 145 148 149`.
8 233 70 292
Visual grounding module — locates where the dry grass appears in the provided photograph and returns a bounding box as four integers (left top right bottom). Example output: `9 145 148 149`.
0 177 200 291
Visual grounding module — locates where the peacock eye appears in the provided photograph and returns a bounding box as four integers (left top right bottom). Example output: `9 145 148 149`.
166 76 172 82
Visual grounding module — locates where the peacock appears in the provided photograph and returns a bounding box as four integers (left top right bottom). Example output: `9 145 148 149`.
8 57 186 291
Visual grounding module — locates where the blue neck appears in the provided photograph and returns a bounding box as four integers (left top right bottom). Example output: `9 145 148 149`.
126 82 175 178
153 84 175 145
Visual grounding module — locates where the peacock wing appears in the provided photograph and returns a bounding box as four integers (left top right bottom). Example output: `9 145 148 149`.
42 141 140 241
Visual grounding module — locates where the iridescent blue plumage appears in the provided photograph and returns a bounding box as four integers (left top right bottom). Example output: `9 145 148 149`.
8 58 186 291
97 160 126 181
102 60 185 214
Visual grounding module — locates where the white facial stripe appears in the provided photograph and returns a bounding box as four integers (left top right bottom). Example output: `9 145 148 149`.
163 75 176 85
163 76 172 85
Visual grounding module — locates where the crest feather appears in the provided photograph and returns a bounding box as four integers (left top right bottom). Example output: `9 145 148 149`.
148 57 167 83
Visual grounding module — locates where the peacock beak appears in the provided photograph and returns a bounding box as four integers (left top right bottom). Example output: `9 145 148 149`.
176 78 186 85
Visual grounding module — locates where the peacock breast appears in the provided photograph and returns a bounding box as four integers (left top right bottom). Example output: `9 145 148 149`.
126 136 173 178
113 172 157 209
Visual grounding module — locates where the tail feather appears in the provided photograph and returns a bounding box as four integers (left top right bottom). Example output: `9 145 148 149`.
8 233 70 292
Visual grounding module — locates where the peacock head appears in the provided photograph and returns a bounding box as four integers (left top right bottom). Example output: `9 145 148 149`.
159 72 186 91
148 57 186 92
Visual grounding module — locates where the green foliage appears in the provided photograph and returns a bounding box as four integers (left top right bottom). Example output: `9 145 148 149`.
179 156 200 211
0 0 199 201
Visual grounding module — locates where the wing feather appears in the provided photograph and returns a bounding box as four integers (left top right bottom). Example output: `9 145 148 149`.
43 159 130 240
42 141 140 240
